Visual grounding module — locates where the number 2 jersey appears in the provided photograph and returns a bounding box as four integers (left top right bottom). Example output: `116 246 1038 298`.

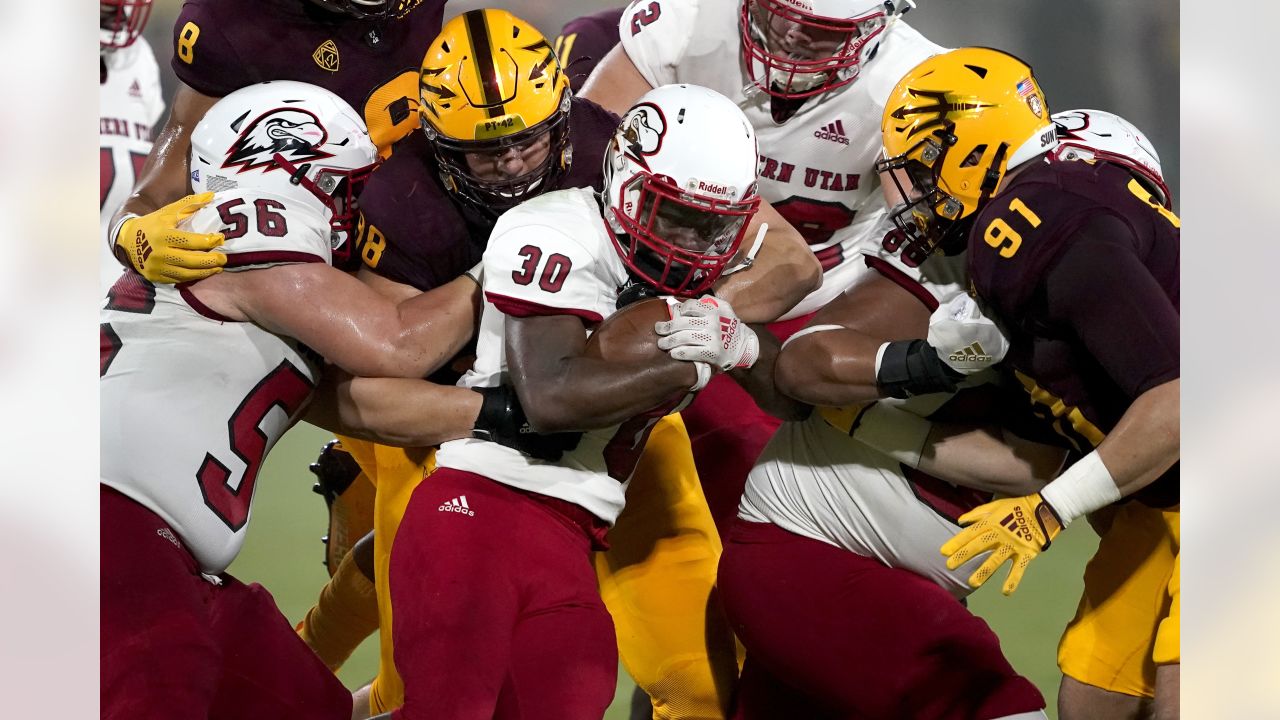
620 0 942 318
434 187 646 526
100 189 332 574
967 158 1180 508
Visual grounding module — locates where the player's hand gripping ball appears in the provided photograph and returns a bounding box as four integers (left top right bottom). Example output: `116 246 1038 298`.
585 297 704 408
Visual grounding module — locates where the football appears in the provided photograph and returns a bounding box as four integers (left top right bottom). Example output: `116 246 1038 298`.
584 297 696 411
583 297 675 365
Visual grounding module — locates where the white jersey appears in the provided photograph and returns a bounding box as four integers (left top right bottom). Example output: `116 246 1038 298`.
436 187 654 525
740 403 991 598
620 0 943 317
100 39 165 295
100 189 332 574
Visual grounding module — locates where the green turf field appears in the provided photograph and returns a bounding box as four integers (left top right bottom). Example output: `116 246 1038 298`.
232 421 1098 719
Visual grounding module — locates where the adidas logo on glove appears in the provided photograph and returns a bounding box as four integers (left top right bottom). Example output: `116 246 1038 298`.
948 341 992 363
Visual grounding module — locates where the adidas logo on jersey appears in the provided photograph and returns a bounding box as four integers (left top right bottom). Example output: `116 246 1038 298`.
813 120 850 145
949 341 992 363
438 495 475 517
128 79 142 99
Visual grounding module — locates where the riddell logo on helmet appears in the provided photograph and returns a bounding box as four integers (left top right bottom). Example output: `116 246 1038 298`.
697 180 730 196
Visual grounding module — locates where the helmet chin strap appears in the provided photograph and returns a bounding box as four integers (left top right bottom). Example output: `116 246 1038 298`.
719 221 767 277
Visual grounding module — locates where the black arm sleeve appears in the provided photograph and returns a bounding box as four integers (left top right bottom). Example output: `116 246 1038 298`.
1043 213 1180 400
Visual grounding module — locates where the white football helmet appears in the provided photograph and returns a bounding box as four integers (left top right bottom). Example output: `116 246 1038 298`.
602 84 762 297
740 0 913 99
1052 108 1170 208
189 80 379 233
100 0 153 53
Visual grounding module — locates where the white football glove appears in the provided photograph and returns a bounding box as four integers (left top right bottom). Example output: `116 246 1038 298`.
926 294 1009 375
654 296 760 372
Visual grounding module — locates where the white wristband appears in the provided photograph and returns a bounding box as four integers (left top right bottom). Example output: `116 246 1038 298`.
780 324 847 350
690 361 713 392
464 260 484 286
108 212 137 256
1040 451 1120 526
873 341 891 377
849 402 932 469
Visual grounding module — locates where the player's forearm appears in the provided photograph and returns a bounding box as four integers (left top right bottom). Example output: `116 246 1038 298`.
729 325 810 421
1095 378 1180 498
917 423 1066 496
384 276 481 376
306 371 480 447
116 84 218 224
520 356 696 433
579 45 654 116
714 214 822 324
1038 378 1179 525
775 328 885 405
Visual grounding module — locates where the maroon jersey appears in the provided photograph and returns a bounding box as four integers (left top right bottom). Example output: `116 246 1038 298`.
967 159 1180 507
355 96 621 292
555 8 624 93
171 0 443 154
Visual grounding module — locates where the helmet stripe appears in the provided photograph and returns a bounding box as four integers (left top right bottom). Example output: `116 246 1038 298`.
462 10 505 119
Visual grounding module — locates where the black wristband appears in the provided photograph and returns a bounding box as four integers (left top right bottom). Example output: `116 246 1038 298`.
876 339 963 399
471 385 517 441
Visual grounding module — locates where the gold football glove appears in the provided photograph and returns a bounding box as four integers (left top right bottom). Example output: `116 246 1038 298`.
941 493 1063 596
114 193 226 283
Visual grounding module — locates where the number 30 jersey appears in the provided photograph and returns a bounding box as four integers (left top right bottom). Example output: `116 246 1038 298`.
100 189 332 574
435 187 639 525
619 0 942 318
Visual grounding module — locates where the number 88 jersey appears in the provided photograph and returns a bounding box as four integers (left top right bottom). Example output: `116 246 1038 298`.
99 189 332 574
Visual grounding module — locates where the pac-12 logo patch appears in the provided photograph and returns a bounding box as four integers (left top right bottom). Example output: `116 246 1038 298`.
222 108 332 174
313 39 340 72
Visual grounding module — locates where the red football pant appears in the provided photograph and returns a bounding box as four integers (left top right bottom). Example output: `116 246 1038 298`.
718 520 1044 720
100 486 351 720
681 314 813 536
389 468 617 720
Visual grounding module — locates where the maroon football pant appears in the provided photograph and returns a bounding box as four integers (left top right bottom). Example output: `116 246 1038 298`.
718 520 1045 720
681 314 813 536
100 486 351 720
389 468 617 720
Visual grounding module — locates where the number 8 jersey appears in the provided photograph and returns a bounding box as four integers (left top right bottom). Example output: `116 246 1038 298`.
619 0 943 318
100 189 332 574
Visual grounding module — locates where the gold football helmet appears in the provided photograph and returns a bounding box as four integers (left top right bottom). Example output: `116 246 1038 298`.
876 47 1057 266
418 9 571 214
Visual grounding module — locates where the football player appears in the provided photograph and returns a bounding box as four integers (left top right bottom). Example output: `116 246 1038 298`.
720 291 1057 719
106 0 446 285
100 80 552 718
877 48 1180 719
304 10 816 718
368 82 777 720
100 0 163 294
579 0 945 534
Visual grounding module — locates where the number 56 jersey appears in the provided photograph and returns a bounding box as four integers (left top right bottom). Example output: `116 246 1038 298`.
435 187 641 525
100 189 332 574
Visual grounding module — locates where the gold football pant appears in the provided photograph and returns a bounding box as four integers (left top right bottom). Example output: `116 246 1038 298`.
356 416 736 720
1057 502 1180 697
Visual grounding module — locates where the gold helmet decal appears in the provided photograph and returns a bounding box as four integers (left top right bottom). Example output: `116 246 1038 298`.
876 48 1056 266
415 9 572 214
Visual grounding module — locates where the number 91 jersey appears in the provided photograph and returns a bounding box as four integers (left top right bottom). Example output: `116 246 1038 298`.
100 189 332 574
619 0 943 318
435 188 639 525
